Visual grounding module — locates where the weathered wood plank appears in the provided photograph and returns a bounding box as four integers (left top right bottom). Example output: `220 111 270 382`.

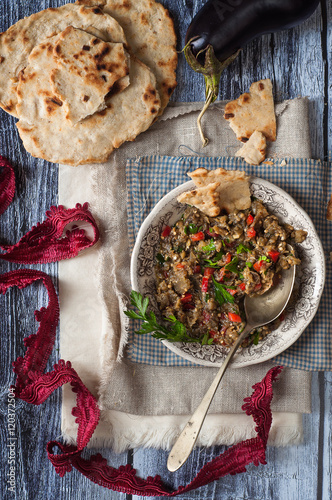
0 1 128 499
327 0 332 159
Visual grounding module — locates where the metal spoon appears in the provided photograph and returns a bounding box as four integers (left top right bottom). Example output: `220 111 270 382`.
167 260 296 472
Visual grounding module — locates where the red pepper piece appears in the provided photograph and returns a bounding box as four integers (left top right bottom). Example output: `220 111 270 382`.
202 267 214 292
239 282 246 291
226 288 237 296
201 277 209 292
253 260 263 272
161 225 171 238
224 252 232 264
246 214 254 225
247 227 256 238
176 263 185 269
228 312 242 323
180 292 192 303
204 267 215 277
268 250 280 263
209 330 218 339
254 283 262 291
191 231 205 241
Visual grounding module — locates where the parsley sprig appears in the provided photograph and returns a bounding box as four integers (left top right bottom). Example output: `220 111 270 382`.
124 291 213 345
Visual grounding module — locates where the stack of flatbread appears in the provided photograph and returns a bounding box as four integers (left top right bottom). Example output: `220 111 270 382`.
0 1 177 165
177 168 251 217
224 79 276 165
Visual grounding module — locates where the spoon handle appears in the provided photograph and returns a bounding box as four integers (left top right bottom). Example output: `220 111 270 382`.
167 323 254 472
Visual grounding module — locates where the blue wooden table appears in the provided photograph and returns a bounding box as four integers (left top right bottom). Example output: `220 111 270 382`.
0 1 331 499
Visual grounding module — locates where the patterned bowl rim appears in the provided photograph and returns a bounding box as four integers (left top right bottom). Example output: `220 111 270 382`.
131 177 326 368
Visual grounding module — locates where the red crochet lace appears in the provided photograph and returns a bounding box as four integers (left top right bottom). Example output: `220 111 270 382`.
1 157 283 496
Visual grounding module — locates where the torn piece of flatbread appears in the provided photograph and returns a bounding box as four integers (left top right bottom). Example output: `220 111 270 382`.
188 167 247 187
50 26 130 125
224 79 276 142
177 182 221 217
235 130 267 165
326 194 332 221
177 169 251 217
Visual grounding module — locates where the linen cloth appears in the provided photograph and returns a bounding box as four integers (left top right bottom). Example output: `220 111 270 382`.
59 99 317 451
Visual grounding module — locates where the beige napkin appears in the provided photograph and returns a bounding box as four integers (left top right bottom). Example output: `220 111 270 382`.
59 98 311 451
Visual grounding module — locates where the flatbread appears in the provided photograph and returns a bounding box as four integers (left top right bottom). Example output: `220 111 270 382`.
0 3 127 117
235 130 267 165
50 26 129 125
76 0 177 113
224 79 276 142
16 34 161 165
188 167 247 187
178 169 251 217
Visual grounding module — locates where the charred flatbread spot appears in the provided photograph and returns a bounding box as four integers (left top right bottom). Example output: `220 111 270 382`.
140 13 148 25
92 38 101 45
258 82 265 90
162 81 175 96
122 0 131 10
106 81 120 97
92 7 103 14
101 75 107 82
150 107 157 114
47 96 63 107
240 137 249 143
83 95 90 102
82 45 90 51
241 94 250 103
224 113 234 119
55 44 61 54
3 103 13 112
97 108 107 116
0 56 4 64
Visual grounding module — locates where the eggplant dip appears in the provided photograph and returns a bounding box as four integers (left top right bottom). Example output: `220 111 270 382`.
155 199 307 348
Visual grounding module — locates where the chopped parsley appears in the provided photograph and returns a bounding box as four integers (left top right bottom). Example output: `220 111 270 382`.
202 240 216 253
212 277 235 306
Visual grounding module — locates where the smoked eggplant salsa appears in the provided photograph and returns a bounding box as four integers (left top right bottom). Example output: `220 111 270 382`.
155 199 307 348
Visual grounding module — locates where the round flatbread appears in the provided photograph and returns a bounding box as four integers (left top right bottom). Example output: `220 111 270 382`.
77 0 178 113
16 34 161 165
0 3 127 117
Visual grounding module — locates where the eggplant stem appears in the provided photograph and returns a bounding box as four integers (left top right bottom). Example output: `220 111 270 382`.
197 89 214 147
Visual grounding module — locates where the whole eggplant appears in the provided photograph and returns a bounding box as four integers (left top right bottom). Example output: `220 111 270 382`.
184 0 320 145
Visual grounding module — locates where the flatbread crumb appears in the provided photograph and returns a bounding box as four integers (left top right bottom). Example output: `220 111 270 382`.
235 130 266 165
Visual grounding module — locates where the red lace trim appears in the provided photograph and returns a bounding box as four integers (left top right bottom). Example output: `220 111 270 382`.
0 156 284 496
0 155 15 215
1 202 99 263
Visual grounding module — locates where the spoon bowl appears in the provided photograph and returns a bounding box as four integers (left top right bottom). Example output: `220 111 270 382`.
167 255 296 473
